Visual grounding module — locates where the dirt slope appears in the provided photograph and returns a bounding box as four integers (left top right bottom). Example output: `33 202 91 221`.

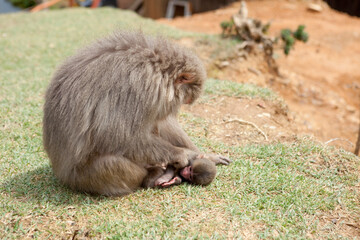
158 0 360 153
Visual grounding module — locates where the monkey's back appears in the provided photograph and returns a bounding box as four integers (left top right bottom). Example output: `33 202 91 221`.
44 33 178 175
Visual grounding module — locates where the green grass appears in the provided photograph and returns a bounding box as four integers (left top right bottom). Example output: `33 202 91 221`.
1 8 359 239
204 78 276 100
196 34 241 60
202 79 288 113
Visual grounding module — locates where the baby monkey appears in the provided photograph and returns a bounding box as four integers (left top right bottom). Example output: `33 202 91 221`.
142 157 217 188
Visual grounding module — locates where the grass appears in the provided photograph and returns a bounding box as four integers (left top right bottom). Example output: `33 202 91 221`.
196 34 241 60
1 7 359 239
204 78 276 100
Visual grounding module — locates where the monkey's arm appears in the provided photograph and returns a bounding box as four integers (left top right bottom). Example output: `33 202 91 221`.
154 166 182 187
156 116 199 152
157 116 232 166
159 175 182 187
142 167 166 188
142 165 182 188
197 154 232 165
136 135 197 169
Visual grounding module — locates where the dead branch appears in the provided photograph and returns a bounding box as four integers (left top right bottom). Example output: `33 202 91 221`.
324 138 354 147
224 118 269 141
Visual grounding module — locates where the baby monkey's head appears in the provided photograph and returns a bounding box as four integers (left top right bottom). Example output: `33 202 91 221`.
180 158 217 186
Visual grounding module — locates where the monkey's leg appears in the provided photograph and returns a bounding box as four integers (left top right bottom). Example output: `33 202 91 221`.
72 155 147 196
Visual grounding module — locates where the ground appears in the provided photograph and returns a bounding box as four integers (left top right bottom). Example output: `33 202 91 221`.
181 96 295 146
158 0 360 154
1 6 359 238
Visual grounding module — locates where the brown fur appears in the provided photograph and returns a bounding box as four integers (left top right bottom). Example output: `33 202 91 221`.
142 166 176 188
43 31 206 196
191 158 217 186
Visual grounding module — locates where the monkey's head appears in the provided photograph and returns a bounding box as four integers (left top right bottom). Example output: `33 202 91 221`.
141 34 207 118
84 32 206 122
179 158 217 186
172 52 206 106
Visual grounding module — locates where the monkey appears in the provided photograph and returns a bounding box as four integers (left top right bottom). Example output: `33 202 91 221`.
43 31 231 196
142 157 219 188
142 165 181 189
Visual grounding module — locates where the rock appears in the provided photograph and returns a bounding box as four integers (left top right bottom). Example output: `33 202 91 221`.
307 3 322 12
346 105 356 113
257 113 271 118
248 67 261 76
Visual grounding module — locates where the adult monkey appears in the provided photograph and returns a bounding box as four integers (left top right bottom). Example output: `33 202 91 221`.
43 31 230 196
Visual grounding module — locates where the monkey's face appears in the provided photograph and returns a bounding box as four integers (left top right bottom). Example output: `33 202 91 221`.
179 158 217 186
171 49 206 106
174 72 204 105
147 37 206 119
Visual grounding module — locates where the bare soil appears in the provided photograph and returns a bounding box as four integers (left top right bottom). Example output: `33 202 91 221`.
158 0 360 153
181 97 296 146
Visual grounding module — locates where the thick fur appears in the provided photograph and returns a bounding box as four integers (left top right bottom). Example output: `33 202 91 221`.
43 31 206 196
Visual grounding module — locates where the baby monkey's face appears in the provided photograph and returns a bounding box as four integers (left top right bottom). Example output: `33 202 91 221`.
180 158 217 186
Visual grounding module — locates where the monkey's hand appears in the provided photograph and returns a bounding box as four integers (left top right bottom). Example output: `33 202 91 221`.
170 155 189 169
171 149 197 169
197 153 232 165
157 176 182 188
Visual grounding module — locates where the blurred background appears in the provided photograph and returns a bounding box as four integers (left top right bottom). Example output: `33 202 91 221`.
1 0 360 17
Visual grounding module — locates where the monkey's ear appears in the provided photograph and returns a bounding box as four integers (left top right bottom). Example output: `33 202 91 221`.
175 73 193 84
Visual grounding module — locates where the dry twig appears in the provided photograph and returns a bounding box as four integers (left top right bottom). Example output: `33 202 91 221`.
324 138 354 147
224 118 268 141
